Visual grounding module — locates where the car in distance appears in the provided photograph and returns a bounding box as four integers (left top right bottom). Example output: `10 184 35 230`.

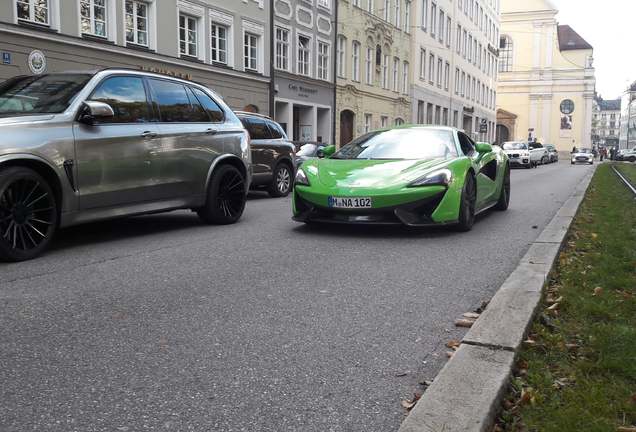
293 126 510 231
571 148 594 165
0 69 251 262
529 142 550 165
294 142 329 168
235 112 295 197
617 148 636 162
502 141 534 168
545 144 559 163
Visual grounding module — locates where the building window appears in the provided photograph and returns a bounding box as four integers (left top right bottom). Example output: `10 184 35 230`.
211 23 229 64
353 0 360 6
318 0 331 8
437 58 442 87
430 2 436 38
384 0 390 21
446 16 451 47
402 61 409 94
467 35 472 62
456 24 461 53
244 32 258 71
454 68 459 94
365 47 373 85
395 118 404 126
16 0 49 25
461 71 465 96
179 15 197 57
392 57 399 91
438 10 444 43
499 35 513 72
297 34 311 76
404 1 410 33
367 0 374 13
419 48 426 80
317 41 330 80
395 0 401 28
125 0 148 46
444 61 450 90
364 114 372 133
428 53 435 84
80 0 106 37
381 116 388 128
382 54 389 89
352 41 361 81
421 0 428 30
274 27 289 70
337 35 346 77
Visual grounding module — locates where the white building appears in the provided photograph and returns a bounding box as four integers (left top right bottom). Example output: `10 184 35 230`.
592 97 620 148
410 0 500 142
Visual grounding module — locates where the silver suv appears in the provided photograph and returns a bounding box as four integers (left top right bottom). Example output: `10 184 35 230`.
0 69 251 262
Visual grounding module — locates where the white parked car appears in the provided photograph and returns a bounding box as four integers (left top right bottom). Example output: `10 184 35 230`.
618 148 636 162
502 141 544 168
571 148 594 165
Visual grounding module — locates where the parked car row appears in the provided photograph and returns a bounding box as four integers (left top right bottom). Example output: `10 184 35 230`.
500 141 555 168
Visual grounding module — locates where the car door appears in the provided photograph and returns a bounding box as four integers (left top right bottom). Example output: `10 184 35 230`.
266 119 294 170
146 78 226 200
458 132 497 209
74 75 159 209
243 117 275 186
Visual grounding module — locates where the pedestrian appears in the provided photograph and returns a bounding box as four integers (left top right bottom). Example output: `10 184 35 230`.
572 146 577 154
600 147 605 161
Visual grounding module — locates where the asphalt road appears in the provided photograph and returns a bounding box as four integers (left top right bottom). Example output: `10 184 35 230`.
0 161 594 432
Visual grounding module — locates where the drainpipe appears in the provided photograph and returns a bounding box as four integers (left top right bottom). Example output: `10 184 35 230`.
332 1 338 146
269 0 275 118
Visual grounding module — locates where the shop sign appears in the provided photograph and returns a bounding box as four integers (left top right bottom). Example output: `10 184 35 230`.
138 65 192 80
288 83 318 99
2 52 11 65
28 50 46 74
479 119 488 133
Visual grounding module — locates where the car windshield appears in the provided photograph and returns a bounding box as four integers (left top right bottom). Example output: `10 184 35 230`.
580 148 591 153
0 74 92 116
331 128 457 160
297 144 319 157
503 142 528 150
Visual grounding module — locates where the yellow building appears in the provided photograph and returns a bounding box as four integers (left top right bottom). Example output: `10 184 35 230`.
335 0 412 146
496 0 596 152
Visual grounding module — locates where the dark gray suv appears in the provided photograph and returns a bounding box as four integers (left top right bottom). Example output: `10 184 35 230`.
0 69 251 261
236 112 295 197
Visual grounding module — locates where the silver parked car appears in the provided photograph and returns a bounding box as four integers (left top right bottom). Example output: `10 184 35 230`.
0 69 251 261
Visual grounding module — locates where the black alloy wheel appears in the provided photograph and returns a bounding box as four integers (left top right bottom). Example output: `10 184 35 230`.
198 164 246 225
494 164 511 211
268 164 292 197
0 167 58 262
455 173 476 232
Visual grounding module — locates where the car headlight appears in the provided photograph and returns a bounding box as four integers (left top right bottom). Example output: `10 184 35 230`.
409 168 452 187
295 169 310 186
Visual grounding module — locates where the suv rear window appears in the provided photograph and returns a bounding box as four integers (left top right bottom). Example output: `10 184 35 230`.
267 121 284 139
190 87 224 122
242 117 272 140
148 78 208 123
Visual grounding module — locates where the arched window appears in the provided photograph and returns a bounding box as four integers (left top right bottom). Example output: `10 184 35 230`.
498 35 513 72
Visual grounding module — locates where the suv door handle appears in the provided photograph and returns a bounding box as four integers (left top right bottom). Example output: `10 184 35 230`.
205 128 217 135
141 131 157 138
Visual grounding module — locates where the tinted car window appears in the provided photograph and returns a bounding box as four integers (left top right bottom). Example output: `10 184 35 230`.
149 79 207 123
243 118 272 140
185 87 210 122
267 121 283 139
0 74 92 116
91 76 150 123
191 87 224 122
457 132 476 156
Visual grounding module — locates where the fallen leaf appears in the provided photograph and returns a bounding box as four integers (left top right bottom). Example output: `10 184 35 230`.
455 319 475 328
546 302 559 311
463 312 480 319
517 360 529 369
593 287 603 296
401 399 416 410
519 388 536 405
446 339 461 349
565 343 580 351
523 339 537 346
630 393 636 404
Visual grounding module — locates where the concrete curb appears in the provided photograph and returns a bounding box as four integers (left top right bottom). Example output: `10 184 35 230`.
398 167 597 432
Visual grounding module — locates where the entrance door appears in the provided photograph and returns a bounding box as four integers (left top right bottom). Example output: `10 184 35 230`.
340 110 355 145
496 124 510 146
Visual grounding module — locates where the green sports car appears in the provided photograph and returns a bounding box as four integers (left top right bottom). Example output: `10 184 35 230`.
292 125 510 231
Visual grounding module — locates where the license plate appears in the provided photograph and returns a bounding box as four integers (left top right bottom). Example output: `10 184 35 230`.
328 196 372 209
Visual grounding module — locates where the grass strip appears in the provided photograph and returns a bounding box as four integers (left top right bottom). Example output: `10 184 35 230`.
494 164 636 432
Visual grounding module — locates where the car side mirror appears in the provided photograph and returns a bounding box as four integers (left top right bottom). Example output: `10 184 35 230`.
475 142 492 153
78 101 114 125
320 145 336 158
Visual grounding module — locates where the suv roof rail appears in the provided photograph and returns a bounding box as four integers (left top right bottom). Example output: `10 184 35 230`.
233 111 272 120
